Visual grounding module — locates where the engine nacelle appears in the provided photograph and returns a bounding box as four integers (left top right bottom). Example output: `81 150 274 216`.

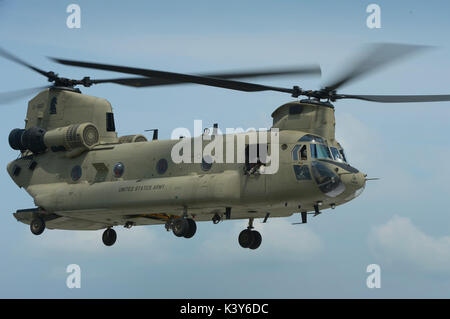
9 122 99 154
118 134 147 143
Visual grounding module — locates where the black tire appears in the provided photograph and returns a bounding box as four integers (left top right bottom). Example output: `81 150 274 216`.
183 219 197 239
249 230 262 250
102 228 117 246
30 217 45 235
172 218 189 237
238 229 254 248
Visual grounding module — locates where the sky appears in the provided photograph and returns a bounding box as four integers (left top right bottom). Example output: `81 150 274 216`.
0 0 450 298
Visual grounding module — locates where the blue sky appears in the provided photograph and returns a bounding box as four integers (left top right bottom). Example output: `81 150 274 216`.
1 0 450 298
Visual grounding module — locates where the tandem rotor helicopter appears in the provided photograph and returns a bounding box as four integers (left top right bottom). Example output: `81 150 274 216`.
2 43 450 250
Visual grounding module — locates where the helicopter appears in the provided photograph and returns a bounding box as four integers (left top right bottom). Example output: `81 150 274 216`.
2 43 450 250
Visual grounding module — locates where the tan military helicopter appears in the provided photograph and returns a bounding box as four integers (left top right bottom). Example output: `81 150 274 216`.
3 44 450 249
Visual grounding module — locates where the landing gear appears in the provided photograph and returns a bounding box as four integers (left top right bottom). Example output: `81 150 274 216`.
30 217 45 235
238 217 262 250
184 219 197 238
238 229 262 249
102 228 117 246
212 213 221 224
170 218 197 239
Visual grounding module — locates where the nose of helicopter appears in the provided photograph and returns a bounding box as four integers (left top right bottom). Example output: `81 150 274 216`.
340 171 366 198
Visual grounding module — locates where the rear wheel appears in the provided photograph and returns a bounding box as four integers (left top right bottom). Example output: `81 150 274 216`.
30 217 45 235
172 218 189 237
183 219 197 239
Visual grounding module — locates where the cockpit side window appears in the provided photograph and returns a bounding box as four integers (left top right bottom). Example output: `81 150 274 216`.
310 143 332 160
330 147 345 162
339 149 347 162
300 145 307 160
292 144 308 161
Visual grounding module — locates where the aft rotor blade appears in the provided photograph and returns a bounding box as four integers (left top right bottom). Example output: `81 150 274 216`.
324 43 431 91
0 86 51 105
335 93 450 103
91 65 322 88
0 47 50 78
50 57 297 95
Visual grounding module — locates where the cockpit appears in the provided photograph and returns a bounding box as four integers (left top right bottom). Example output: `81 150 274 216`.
292 134 360 198
297 134 347 163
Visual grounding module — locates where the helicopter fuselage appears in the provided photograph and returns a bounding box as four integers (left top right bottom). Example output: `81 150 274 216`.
7 89 365 231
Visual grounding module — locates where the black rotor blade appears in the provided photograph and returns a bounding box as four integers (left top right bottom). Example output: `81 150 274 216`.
335 93 450 103
91 65 321 88
0 47 50 78
324 43 431 91
50 57 297 95
0 86 51 105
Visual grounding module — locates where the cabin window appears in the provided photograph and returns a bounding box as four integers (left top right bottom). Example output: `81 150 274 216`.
106 112 116 132
245 144 267 172
71 165 82 181
113 162 125 178
156 158 168 174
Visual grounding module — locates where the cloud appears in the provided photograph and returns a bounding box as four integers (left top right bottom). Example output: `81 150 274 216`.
335 113 382 169
368 215 450 273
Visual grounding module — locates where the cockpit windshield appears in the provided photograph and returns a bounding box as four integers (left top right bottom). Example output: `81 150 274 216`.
297 134 348 163
330 147 346 162
310 144 332 160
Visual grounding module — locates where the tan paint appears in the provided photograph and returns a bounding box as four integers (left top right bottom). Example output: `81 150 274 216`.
9 89 366 230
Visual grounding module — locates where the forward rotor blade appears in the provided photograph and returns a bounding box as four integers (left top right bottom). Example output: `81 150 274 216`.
0 47 50 78
0 86 51 105
324 43 431 91
50 57 297 95
335 93 450 103
91 65 321 88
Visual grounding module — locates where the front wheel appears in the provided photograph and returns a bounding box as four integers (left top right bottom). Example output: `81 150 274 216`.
172 218 189 237
183 219 197 239
30 217 45 235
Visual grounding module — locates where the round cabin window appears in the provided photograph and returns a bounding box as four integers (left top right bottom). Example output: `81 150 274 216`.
71 165 82 181
113 162 125 178
156 158 168 174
